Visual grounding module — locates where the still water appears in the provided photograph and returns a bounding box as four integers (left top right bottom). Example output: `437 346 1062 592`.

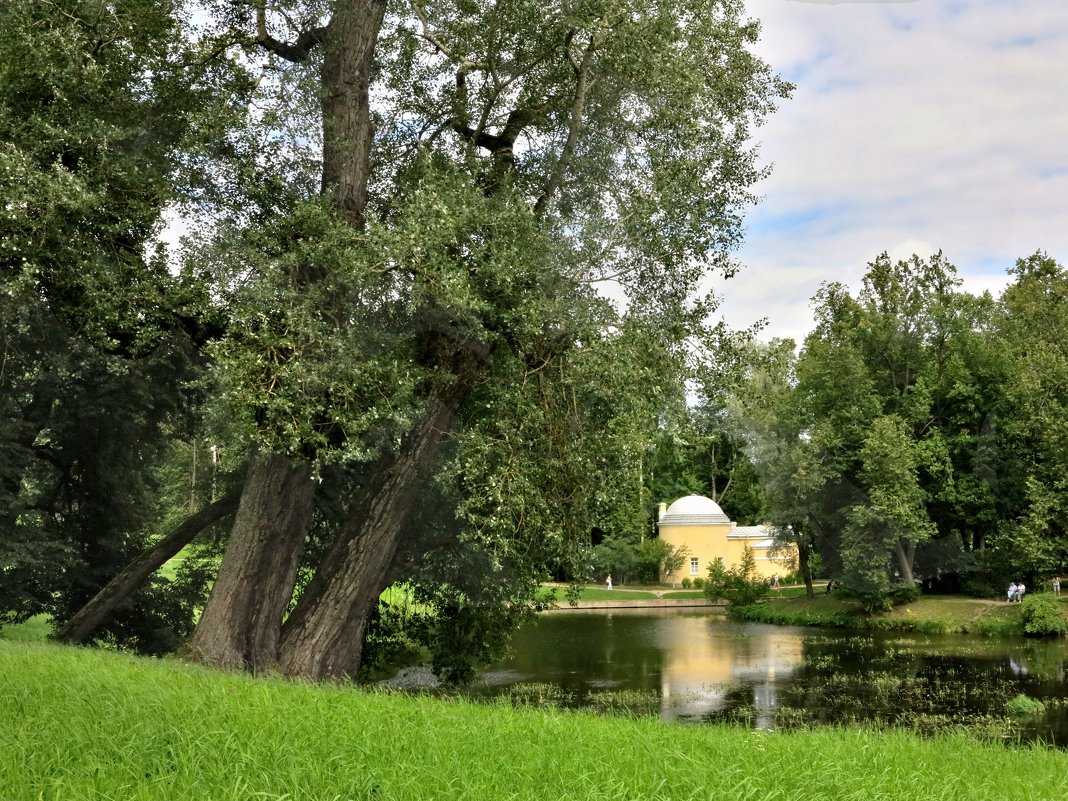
473 610 1068 744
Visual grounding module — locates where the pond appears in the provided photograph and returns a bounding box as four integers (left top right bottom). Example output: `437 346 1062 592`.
468 610 1068 745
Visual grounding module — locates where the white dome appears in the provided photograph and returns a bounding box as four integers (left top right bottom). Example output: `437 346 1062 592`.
660 495 732 526
666 495 725 517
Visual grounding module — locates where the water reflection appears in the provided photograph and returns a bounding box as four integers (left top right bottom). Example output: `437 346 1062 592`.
654 614 804 725
475 610 1068 745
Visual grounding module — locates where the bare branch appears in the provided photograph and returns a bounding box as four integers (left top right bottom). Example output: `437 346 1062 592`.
410 0 487 72
534 31 599 219
255 2 329 63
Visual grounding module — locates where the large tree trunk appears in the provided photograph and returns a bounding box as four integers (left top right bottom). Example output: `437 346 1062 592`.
53 488 240 644
182 0 386 674
894 539 915 584
183 451 315 672
278 392 459 681
321 0 385 228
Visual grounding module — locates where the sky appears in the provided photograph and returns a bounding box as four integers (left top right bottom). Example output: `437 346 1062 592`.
710 0 1068 345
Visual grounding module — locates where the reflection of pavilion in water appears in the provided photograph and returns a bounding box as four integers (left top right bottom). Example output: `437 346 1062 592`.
656 616 805 726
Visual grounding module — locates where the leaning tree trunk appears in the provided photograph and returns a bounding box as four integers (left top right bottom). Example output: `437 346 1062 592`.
278 392 459 681
53 488 241 644
183 452 315 671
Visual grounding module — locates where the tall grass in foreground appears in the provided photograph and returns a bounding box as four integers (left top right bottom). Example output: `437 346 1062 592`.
2 641 1068 801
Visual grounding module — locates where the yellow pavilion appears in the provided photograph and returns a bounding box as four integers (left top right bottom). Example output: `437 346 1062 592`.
656 495 796 584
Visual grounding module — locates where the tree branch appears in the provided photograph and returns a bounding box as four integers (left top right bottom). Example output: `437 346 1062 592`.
256 2 329 63
534 31 599 219
410 1 487 73
52 488 241 644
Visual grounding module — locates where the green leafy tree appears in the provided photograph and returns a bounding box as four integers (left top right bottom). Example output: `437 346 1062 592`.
635 539 689 585
968 253 1068 585
0 0 248 647
840 415 935 592
180 0 790 681
730 253 1010 603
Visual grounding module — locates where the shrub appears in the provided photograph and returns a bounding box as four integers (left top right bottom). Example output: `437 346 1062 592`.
702 547 768 607
837 581 919 614
888 582 920 605
1020 593 1068 636
692 577 704 589
681 578 692 589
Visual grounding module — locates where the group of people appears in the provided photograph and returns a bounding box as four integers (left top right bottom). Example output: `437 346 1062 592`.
1006 577 1062 602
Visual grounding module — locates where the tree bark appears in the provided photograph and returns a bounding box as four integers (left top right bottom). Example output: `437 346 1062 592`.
894 539 915 584
52 488 240 644
278 391 460 681
183 451 315 672
320 0 386 228
181 0 386 675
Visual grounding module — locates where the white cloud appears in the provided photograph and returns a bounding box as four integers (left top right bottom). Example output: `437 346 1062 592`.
713 0 1068 342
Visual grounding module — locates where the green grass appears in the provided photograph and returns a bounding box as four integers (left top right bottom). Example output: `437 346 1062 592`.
2 641 1067 800
0 614 51 642
544 587 657 602
732 592 1068 637
658 590 707 599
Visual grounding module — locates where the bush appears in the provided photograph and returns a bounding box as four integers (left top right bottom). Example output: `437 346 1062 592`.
888 582 920 605
1020 593 1068 636
837 581 919 614
692 577 704 589
680 578 692 589
702 547 768 607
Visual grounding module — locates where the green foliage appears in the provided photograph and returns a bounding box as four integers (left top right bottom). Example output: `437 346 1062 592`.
726 252 1034 599
634 539 688 585
703 547 768 607
681 578 692 589
587 537 635 586
836 582 920 615
1019 594 1068 637
840 415 935 594
1005 693 1047 718
990 254 1068 576
0 0 248 649
6 0 794 673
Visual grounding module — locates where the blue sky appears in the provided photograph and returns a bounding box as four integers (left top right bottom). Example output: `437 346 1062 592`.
711 0 1068 344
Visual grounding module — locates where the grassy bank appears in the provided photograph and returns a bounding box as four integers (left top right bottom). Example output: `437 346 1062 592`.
3 641 1068 800
733 593 1062 636
541 585 711 602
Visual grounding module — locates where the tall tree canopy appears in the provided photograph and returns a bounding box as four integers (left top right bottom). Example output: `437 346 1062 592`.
728 251 1068 602
175 0 790 680
0 0 249 649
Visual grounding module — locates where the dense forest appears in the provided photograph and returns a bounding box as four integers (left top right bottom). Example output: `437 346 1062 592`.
2 0 1065 682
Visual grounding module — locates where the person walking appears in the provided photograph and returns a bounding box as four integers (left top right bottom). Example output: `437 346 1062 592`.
1007 582 1018 602
606 574 613 591
1053 576 1061 596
